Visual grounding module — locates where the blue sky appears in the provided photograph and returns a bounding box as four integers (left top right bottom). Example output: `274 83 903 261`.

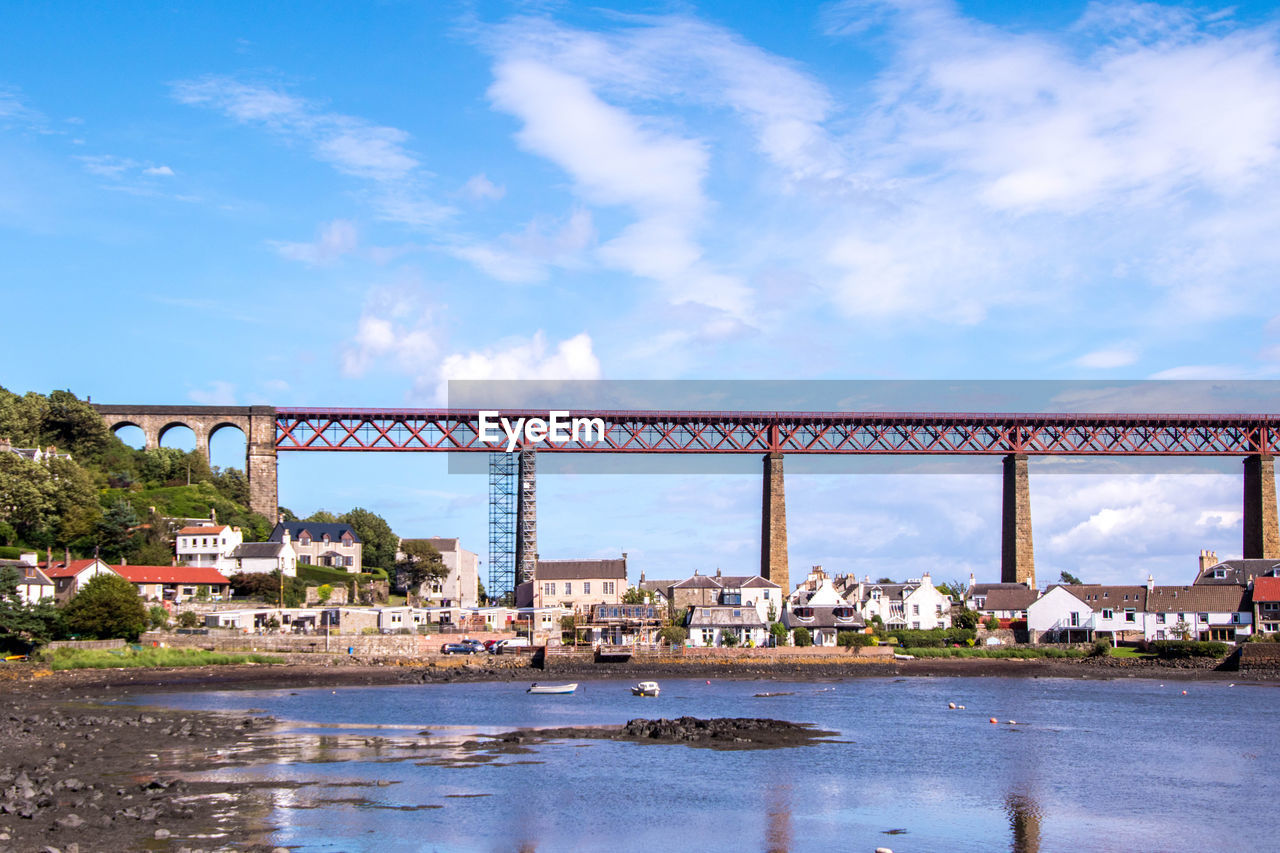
5 0 1280 588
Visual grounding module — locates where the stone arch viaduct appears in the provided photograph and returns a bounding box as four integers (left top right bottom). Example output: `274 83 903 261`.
94 405 279 521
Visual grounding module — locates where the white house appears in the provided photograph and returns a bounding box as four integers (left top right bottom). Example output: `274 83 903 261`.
3 553 53 603
175 524 243 572
849 573 952 630
687 604 769 647
41 558 117 603
230 536 299 576
1027 585 1094 642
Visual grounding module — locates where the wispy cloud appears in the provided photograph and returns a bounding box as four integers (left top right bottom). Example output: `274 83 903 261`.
172 76 451 225
271 218 358 266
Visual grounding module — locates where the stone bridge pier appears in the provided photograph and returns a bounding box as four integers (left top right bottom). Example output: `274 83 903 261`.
92 405 278 520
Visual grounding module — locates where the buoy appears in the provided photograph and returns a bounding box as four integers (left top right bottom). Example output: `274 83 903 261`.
1182 690 1187 695
948 702 956 709
706 680 711 685
875 848 893 853
989 717 998 724
958 705 966 710
1006 720 1016 725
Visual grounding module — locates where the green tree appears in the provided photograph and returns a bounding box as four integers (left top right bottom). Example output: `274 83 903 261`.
177 610 200 629
41 389 112 462
96 498 139 562
622 586 651 604
0 566 66 651
770 621 789 646
317 583 333 603
148 605 169 630
951 608 979 630
876 577 895 584
306 509 339 523
984 615 1001 631
838 630 860 650
339 507 398 569
396 539 447 593
63 573 148 641
793 627 813 647
1059 570 1083 585
46 456 100 544
721 629 739 647
211 466 250 506
0 453 54 541
277 507 299 522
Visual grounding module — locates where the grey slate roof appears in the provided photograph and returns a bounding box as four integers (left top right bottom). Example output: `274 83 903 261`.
687 605 767 629
270 522 361 544
1147 585 1247 613
1059 585 1149 612
981 587 1038 612
787 604 866 629
232 542 289 558
1194 560 1280 586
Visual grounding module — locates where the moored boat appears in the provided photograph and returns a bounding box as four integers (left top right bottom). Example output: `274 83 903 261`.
526 682 578 694
631 681 660 696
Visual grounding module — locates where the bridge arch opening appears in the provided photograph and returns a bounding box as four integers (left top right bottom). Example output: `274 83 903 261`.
158 422 197 453
209 422 247 471
111 422 146 450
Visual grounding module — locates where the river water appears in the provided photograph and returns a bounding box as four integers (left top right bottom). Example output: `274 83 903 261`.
135 676 1280 852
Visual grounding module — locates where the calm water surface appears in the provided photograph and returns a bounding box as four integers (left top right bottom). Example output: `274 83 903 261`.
135 676 1280 852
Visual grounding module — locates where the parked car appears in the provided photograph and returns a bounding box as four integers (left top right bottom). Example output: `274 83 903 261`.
440 642 476 655
458 638 486 652
491 637 532 654
483 639 502 652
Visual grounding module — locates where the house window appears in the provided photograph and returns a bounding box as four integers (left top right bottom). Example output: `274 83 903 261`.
543 582 556 596
913 604 919 615
1198 613 1209 622
702 628 715 645
344 557 353 567
733 609 741 618
564 583 572 595
1156 613 1166 624
1231 612 1241 623
1213 569 1226 579
1102 609 1114 620
1069 612 1079 627
604 582 615 595
936 605 943 615
1125 610 1136 623
912 622 920 629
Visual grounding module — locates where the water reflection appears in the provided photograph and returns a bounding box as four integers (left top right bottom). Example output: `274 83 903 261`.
1005 792 1041 853
765 784 792 853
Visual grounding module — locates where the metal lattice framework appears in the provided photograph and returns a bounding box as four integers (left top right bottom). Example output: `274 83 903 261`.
275 409 1278 456
487 452 517 605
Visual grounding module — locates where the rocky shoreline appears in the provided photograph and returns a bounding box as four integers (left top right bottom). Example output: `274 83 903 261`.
492 716 841 750
2 655 1275 851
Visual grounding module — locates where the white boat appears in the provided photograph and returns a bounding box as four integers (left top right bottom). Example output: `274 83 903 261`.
893 653 916 661
526 682 578 694
631 681 660 696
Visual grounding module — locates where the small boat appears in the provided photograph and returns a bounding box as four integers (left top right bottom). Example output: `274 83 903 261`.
631 681 660 696
893 653 915 661
526 682 578 694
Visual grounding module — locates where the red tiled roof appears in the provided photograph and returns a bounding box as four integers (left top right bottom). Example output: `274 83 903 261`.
177 525 228 536
40 559 108 578
1252 577 1280 602
111 565 230 585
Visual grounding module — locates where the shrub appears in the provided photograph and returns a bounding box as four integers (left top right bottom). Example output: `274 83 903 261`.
984 616 1001 631
1090 637 1112 657
1150 640 1229 659
793 627 813 647
769 622 789 646
177 610 200 629
838 631 875 649
148 605 169 630
659 626 687 646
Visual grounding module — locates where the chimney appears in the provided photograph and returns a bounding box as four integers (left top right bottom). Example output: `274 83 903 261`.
640 571 646 583
1147 574 1155 593
120 558 127 567
282 528 291 545
1199 549 1218 572
921 572 932 585
19 552 37 567
64 547 71 566
716 568 722 578
210 508 217 523
277 513 284 524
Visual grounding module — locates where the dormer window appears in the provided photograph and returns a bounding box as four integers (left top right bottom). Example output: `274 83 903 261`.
1214 569 1227 579
793 607 813 619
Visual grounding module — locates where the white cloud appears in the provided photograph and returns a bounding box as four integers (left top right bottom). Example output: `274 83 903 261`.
1075 345 1140 369
76 155 178 181
340 283 439 380
1147 365 1238 379
271 219 358 266
143 165 175 177
460 173 505 201
188 380 237 406
432 330 601 402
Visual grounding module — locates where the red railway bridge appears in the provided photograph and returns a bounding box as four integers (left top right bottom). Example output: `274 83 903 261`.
93 405 1280 597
